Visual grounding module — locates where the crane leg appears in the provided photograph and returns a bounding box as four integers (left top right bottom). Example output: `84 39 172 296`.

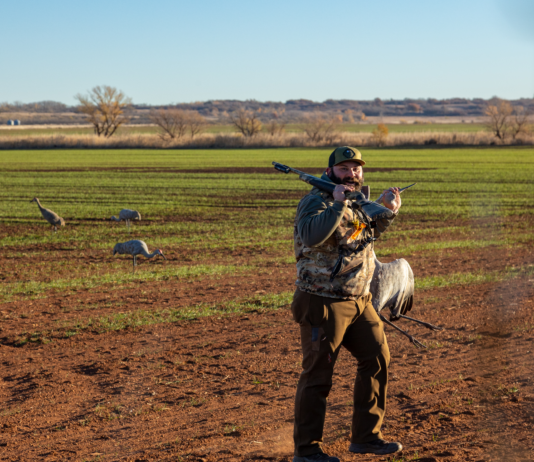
379 314 426 349
133 255 136 274
398 314 444 331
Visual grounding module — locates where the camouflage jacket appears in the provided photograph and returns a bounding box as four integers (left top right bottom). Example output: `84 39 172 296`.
294 176 376 300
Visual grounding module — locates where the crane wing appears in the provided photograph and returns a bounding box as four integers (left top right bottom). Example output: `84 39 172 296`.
370 253 414 320
388 258 414 321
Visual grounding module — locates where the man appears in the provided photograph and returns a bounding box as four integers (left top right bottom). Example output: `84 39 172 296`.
291 147 402 462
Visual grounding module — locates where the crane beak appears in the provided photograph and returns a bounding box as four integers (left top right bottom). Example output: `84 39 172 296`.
159 250 166 260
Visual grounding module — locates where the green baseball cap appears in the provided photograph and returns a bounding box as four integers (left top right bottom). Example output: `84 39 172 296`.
328 146 365 167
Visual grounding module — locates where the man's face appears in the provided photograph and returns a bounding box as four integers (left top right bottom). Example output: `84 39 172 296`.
327 161 364 189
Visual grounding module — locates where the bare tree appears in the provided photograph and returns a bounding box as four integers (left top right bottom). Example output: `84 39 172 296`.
485 99 533 143
266 120 286 136
187 111 206 138
150 108 187 140
75 86 131 137
303 113 339 143
510 106 531 140
231 109 262 137
485 99 513 142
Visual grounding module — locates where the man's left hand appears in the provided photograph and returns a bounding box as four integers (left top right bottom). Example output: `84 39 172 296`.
382 187 401 213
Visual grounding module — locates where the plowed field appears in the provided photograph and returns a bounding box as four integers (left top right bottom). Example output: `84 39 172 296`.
1 148 533 461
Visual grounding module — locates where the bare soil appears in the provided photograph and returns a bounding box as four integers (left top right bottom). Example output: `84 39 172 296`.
1 235 533 461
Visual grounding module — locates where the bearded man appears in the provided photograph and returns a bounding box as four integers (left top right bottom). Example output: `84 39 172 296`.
291 147 402 462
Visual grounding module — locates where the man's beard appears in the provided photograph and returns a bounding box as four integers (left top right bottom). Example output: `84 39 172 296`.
328 170 363 190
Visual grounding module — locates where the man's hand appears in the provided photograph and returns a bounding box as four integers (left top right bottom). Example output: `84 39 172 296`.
333 184 354 202
382 187 401 213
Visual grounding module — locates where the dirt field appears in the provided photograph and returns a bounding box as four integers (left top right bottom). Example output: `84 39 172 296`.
1 222 533 462
1 148 534 461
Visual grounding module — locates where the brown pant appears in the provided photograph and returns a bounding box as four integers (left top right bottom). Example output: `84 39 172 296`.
291 289 390 457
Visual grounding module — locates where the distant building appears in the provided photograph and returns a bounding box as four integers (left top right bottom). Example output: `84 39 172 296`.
6 120 14 125
13 120 21 125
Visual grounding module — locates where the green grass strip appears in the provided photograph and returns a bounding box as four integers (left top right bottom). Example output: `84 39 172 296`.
12 263 534 345
416 265 534 290
72 291 294 334
0 264 255 301
376 234 534 257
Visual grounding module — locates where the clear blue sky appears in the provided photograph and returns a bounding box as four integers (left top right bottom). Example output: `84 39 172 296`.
1 0 533 105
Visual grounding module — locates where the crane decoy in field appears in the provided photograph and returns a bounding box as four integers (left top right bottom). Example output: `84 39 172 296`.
113 240 166 273
30 197 65 233
110 209 141 231
370 251 443 349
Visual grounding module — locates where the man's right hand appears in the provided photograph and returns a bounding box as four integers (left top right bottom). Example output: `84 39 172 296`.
333 184 354 202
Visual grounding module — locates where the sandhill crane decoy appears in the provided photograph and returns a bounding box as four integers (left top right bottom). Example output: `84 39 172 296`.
370 251 443 349
113 240 165 273
110 209 141 231
30 197 65 233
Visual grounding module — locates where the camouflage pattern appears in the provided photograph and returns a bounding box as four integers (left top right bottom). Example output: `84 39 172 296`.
294 188 375 300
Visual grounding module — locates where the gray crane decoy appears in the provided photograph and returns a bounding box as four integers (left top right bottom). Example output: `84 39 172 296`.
370 251 443 349
110 209 141 230
30 197 65 232
113 240 166 273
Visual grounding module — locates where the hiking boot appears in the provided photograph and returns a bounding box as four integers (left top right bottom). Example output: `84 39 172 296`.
293 452 341 462
349 439 403 455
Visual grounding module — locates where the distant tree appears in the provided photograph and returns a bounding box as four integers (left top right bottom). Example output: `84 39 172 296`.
149 109 206 140
344 109 355 123
372 123 389 147
484 98 514 143
187 111 206 138
266 120 286 136
231 109 262 137
0 100 68 113
271 107 286 119
303 113 339 143
407 102 422 113
510 106 532 140
75 86 131 137
149 108 189 140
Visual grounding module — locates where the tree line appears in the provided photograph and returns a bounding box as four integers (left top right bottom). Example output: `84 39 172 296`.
2 86 532 144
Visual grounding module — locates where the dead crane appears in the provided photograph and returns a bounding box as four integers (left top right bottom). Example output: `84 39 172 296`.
30 197 65 232
110 209 141 230
113 240 166 273
370 251 443 348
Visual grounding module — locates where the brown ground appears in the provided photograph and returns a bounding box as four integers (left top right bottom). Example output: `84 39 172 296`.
1 234 533 461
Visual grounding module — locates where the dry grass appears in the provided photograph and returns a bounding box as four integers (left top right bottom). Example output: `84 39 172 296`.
1 130 533 149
